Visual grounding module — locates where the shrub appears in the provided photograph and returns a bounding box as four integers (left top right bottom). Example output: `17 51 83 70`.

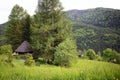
96 55 103 61
54 38 78 67
0 45 13 63
103 48 117 62
80 50 89 59
81 55 89 59
95 52 103 61
24 53 35 66
0 54 8 62
85 49 96 60
115 54 120 64
0 45 12 55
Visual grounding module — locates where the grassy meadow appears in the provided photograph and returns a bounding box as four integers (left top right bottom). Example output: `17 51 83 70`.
0 59 120 80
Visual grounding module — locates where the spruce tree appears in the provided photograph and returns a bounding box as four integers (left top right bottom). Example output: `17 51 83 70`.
21 15 31 42
36 0 63 25
5 4 31 51
32 0 78 64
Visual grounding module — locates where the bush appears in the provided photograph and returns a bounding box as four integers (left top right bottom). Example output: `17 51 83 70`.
115 54 120 64
80 50 89 59
0 45 13 63
95 52 103 61
24 53 35 66
96 55 103 61
85 49 96 60
0 45 12 55
54 38 78 67
0 54 8 62
81 55 89 59
103 48 117 62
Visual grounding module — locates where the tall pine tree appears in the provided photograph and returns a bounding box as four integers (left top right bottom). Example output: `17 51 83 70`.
32 0 72 62
21 15 31 42
5 4 31 51
36 0 63 25
32 0 78 65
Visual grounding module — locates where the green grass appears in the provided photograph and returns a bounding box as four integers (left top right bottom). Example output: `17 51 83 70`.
0 59 120 80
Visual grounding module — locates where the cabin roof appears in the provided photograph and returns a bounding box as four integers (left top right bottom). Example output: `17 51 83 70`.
15 41 33 53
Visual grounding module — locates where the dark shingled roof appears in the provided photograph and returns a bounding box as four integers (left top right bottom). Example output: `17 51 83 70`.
15 41 33 53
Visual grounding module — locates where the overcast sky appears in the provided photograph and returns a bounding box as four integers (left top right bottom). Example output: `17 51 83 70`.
0 0 120 24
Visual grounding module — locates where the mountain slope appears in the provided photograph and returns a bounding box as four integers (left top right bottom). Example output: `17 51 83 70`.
0 23 7 36
67 8 120 28
72 22 120 52
66 8 120 52
0 23 7 46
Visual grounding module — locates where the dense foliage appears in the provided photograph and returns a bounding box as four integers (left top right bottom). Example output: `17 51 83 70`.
80 48 120 64
116 54 120 64
0 45 12 55
103 48 117 62
1 8 120 53
54 38 78 66
67 8 120 28
67 8 120 52
24 53 35 66
0 45 13 63
5 4 31 51
0 23 7 46
73 22 120 53
0 23 6 36
31 0 77 66
85 49 96 60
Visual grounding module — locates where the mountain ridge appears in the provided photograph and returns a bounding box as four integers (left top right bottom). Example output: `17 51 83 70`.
66 7 120 28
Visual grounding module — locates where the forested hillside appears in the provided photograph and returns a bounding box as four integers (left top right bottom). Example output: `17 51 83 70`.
0 23 7 36
67 8 120 28
67 8 120 52
0 23 7 46
73 22 120 52
0 8 120 52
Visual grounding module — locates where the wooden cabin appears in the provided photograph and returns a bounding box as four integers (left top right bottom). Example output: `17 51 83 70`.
15 41 33 54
